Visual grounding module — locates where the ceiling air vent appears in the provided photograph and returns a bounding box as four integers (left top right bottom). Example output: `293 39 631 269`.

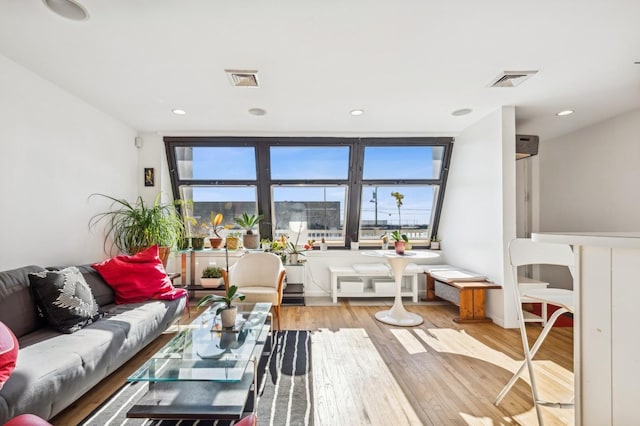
490 70 538 87
225 69 259 88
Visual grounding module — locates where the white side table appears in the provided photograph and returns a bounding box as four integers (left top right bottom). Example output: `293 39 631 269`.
362 250 440 326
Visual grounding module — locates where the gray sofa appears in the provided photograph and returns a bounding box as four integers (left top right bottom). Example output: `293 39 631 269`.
0 264 187 423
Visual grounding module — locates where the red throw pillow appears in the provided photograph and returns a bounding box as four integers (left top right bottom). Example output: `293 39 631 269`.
92 245 186 304
0 321 19 390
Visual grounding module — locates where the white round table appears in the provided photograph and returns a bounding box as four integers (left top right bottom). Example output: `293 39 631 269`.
362 250 440 326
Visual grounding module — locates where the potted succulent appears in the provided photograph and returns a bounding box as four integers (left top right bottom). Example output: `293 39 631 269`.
89 193 185 266
196 285 246 328
200 265 224 288
391 230 409 255
233 213 264 249
320 237 328 251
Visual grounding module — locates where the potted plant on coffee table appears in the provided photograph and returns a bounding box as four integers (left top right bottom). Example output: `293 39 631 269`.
89 193 185 266
200 265 224 288
234 213 264 250
196 285 246 328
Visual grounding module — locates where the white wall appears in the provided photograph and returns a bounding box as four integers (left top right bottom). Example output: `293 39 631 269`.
438 107 517 327
536 107 640 288
539 108 640 232
0 53 138 270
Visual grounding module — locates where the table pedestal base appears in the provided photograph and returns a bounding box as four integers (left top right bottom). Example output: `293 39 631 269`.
375 303 423 327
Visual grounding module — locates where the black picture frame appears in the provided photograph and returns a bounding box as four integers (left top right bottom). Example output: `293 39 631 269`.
144 168 154 187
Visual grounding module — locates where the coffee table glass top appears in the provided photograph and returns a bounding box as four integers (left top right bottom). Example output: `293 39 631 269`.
128 302 271 383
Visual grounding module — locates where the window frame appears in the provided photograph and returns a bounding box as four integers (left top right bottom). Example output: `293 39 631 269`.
165 136 453 248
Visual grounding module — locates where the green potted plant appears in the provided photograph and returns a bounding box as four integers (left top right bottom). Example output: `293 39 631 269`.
226 231 242 250
185 217 208 250
233 213 264 249
391 230 409 255
89 193 185 266
430 236 440 250
196 285 246 328
200 265 224 288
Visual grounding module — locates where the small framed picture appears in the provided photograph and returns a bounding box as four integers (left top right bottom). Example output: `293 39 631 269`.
144 168 154 187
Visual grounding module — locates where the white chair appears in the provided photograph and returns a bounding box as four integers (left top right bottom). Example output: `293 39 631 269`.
495 238 575 425
222 252 286 330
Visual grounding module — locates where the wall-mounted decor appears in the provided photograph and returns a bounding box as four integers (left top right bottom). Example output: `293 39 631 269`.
144 168 154 187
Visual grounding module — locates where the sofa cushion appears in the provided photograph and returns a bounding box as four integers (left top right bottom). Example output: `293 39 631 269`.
0 265 47 338
0 321 18 390
47 265 115 307
92 245 186 304
28 267 102 334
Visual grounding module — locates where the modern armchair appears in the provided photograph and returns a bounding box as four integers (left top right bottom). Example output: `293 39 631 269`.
222 252 286 330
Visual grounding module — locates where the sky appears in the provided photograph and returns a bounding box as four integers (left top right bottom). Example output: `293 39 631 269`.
188 146 441 226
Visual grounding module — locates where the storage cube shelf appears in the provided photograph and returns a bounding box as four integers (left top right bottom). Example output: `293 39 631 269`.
372 279 395 294
329 264 419 303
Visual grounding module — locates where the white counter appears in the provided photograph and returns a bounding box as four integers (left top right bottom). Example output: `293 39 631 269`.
532 232 640 426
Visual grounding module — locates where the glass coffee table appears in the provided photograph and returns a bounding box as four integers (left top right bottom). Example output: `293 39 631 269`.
126 302 272 421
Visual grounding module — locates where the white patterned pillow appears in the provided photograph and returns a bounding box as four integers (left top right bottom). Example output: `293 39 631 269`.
29 266 102 333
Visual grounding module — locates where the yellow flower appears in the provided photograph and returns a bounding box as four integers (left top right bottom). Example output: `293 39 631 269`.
391 191 404 207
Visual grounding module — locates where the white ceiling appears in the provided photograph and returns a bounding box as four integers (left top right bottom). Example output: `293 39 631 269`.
1 0 639 141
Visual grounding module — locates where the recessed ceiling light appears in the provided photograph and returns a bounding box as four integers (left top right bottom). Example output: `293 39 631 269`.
248 108 267 116
350 109 364 116
43 0 89 21
556 110 574 116
172 109 186 115
451 108 473 116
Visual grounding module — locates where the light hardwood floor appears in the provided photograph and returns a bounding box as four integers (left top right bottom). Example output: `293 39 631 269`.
51 301 573 426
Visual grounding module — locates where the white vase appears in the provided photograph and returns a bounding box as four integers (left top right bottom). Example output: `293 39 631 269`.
220 307 237 328
289 253 298 264
320 243 328 251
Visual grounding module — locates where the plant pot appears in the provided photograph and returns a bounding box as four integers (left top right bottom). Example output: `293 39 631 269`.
226 236 239 250
394 241 405 255
243 234 260 250
430 241 440 250
177 237 190 250
209 237 223 249
158 246 172 268
350 242 360 250
289 253 299 264
200 277 223 288
320 243 328 251
191 237 205 250
220 307 237 328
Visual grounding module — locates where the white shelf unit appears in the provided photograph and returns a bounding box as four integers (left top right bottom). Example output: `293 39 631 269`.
329 263 419 303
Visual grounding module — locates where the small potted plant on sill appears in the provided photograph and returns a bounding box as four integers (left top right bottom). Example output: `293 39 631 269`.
381 232 389 250
430 236 441 250
319 237 328 251
186 217 209 250
226 232 242 250
200 265 224 288
196 285 246 328
350 234 359 250
234 213 264 250
209 212 231 249
391 230 409 255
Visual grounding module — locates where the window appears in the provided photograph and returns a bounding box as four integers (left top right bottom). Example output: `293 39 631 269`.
165 137 452 248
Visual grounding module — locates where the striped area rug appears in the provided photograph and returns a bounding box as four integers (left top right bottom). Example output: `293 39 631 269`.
80 330 312 426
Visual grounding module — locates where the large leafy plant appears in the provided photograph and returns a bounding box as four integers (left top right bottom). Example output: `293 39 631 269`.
89 193 184 255
197 285 246 315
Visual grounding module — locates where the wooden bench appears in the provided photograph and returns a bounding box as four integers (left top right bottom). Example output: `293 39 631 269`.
423 268 501 323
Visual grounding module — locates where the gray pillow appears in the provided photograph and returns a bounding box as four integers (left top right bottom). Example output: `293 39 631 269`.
28 267 102 333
